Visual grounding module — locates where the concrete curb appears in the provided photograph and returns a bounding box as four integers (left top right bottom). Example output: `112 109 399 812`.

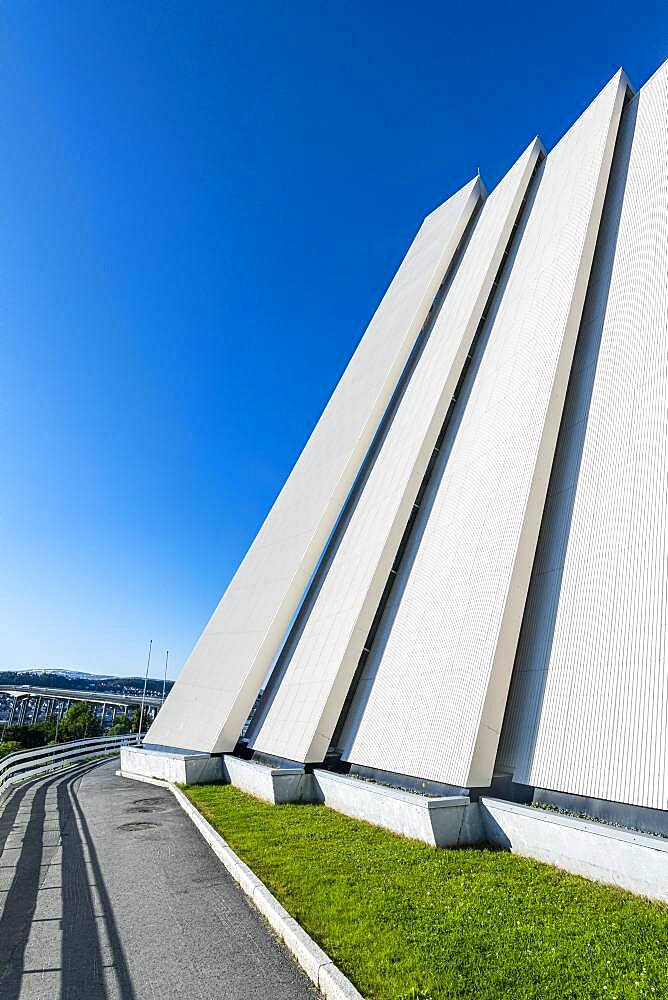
118 770 363 999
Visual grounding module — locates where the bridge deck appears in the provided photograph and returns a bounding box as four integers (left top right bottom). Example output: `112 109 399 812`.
0 685 163 708
0 759 316 999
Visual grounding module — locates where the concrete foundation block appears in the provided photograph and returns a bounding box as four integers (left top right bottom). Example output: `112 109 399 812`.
224 755 316 804
457 795 485 844
312 769 480 847
120 745 224 785
480 797 668 903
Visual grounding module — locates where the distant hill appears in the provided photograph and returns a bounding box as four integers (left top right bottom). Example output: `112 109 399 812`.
17 668 116 681
0 669 173 699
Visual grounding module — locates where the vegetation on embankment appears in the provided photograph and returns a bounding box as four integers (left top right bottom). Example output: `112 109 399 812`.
185 783 668 1000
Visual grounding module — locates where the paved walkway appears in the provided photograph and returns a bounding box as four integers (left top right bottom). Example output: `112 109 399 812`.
0 759 318 1000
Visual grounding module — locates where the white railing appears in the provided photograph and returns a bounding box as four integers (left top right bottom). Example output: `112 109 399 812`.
0 733 141 798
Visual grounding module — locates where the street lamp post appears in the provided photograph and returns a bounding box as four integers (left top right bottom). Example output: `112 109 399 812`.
162 650 169 706
138 639 152 738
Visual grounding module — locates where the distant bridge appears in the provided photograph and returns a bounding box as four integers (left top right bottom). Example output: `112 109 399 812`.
0 684 163 729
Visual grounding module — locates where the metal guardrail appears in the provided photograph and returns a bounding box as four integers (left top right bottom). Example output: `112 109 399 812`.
0 733 141 798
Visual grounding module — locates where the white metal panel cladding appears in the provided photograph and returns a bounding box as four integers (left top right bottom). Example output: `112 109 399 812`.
500 63 668 811
251 141 542 764
147 179 481 754
341 72 627 789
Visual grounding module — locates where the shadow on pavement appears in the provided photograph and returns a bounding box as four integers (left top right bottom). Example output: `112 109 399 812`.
0 760 136 1000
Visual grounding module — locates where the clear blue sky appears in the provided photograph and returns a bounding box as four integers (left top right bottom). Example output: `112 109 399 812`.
1 2 666 680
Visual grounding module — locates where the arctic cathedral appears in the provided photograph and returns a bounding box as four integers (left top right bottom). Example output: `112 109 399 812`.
144 61 668 835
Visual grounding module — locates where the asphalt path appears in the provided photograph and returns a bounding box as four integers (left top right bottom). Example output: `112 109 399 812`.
0 758 318 1000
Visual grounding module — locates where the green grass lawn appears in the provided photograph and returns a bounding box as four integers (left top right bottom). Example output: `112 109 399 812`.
184 783 668 1000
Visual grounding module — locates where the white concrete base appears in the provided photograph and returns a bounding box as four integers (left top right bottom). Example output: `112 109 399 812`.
480 797 668 903
120 745 224 785
120 751 668 902
224 756 316 804
120 747 315 803
313 769 482 846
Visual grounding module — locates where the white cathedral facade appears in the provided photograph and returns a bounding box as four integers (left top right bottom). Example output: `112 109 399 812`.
143 60 668 836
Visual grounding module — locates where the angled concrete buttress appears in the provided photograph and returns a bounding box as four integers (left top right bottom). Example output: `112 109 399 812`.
250 138 542 764
339 70 628 790
146 177 481 754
